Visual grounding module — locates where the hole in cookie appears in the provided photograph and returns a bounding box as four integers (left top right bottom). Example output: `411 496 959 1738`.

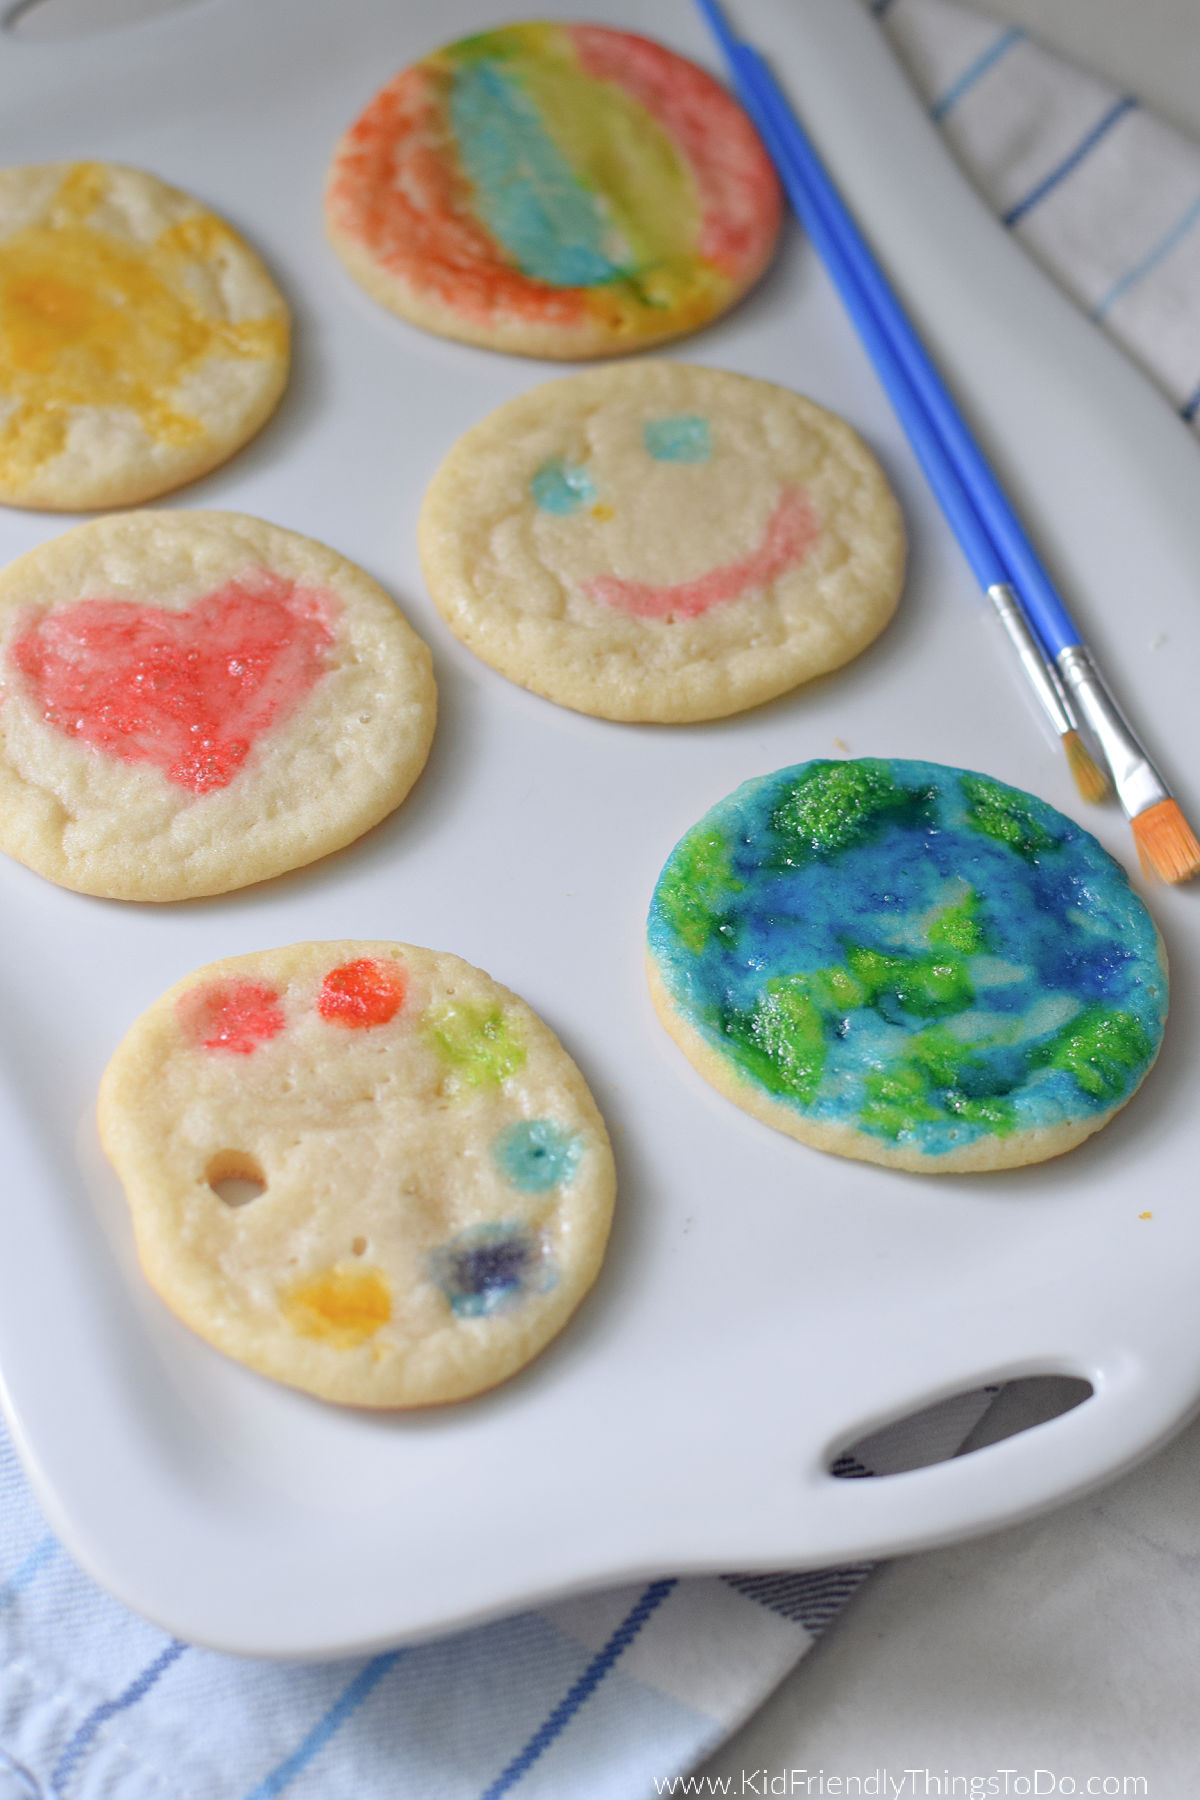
206 1150 267 1207
351 1236 367 1257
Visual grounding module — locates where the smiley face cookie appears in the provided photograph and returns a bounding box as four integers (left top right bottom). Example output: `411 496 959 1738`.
0 512 435 900
99 941 616 1407
324 24 781 359
647 759 1167 1173
0 162 289 510
420 364 904 722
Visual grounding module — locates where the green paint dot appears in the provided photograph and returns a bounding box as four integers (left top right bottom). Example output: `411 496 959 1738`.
426 1002 526 1088
962 773 1059 860
643 415 711 462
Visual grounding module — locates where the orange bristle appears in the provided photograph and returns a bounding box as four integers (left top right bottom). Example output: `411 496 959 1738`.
1131 798 1200 884
1062 730 1108 804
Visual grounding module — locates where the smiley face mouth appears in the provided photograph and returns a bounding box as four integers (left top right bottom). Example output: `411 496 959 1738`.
581 487 819 622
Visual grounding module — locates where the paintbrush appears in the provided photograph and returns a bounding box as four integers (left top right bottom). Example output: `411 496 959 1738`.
697 0 1200 880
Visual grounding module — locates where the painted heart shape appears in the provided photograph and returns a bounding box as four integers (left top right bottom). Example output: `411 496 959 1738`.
11 570 335 794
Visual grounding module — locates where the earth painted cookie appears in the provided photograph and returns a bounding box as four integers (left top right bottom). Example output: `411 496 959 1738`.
0 162 289 510
0 512 435 900
99 941 616 1407
324 23 781 359
419 362 904 722
647 759 1167 1173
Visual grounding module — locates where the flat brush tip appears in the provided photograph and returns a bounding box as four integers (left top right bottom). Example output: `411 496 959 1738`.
1132 797 1200 884
1062 731 1109 804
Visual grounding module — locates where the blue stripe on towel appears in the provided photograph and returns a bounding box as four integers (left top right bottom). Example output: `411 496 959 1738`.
479 1578 678 1799
50 1640 187 1796
1093 189 1200 318
1004 95 1139 225
241 1651 404 1800
930 26 1024 122
0 1534 55 1611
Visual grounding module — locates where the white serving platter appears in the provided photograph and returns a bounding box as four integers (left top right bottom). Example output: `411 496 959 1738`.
2 0 1199 1659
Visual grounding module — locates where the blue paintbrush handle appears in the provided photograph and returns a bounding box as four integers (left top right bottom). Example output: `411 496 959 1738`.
725 28 1082 656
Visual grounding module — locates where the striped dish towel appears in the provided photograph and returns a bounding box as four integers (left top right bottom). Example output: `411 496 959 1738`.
4 5 1199 1797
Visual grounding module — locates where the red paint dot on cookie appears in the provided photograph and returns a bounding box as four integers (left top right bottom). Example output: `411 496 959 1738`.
317 958 406 1028
177 978 286 1054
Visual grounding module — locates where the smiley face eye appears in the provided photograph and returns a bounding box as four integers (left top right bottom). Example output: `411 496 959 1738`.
643 415 711 463
530 456 597 513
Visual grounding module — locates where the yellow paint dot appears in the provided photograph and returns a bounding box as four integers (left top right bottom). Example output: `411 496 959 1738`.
283 1264 391 1348
0 163 286 491
590 503 615 521
1139 1211 1153 1220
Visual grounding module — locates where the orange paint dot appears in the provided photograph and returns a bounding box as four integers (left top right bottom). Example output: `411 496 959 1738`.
1139 1211 1154 1220
177 977 285 1054
317 957 406 1028
283 1265 391 1348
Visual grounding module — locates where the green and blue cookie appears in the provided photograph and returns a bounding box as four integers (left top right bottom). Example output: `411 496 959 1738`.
646 759 1167 1173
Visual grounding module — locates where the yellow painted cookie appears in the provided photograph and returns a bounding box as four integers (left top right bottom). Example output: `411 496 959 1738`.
0 161 289 509
418 363 905 722
0 512 435 900
99 941 617 1407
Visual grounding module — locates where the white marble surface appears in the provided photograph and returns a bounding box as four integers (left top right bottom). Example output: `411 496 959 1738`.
697 6 1200 1796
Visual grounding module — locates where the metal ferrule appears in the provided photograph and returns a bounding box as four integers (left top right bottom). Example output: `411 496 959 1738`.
986 583 1077 738
1055 644 1170 819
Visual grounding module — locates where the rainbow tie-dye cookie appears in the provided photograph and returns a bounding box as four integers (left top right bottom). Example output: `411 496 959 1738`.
420 363 904 721
99 941 616 1407
0 162 289 510
0 512 435 900
647 759 1167 1173
324 23 781 359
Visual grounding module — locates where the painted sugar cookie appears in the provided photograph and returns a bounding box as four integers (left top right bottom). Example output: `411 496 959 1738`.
0 162 289 510
99 940 616 1407
324 23 781 359
419 362 904 721
647 759 1167 1173
0 512 435 900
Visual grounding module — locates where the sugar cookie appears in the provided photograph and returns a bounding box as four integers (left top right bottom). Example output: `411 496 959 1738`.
0 161 289 510
99 941 616 1407
324 23 781 359
647 759 1167 1173
419 362 904 721
0 512 435 900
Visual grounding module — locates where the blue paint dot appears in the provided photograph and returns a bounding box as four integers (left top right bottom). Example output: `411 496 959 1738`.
530 457 597 514
643 415 711 463
429 1223 548 1318
494 1118 582 1192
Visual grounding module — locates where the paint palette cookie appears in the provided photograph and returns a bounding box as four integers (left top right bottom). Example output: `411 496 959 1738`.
419 363 905 722
647 759 1167 1173
0 512 435 900
99 941 616 1407
324 23 781 359
0 162 289 510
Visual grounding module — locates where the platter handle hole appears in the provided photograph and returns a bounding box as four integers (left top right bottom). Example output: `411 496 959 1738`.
206 1150 267 1208
4 0 202 41
829 1374 1094 1479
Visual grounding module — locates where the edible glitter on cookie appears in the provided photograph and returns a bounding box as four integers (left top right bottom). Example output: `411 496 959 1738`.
283 1264 392 1347
10 572 335 795
429 1222 552 1318
530 456 596 514
426 1000 526 1088
318 958 406 1029
643 415 711 462
176 978 286 1055
493 1118 582 1192
648 759 1167 1158
324 23 781 356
